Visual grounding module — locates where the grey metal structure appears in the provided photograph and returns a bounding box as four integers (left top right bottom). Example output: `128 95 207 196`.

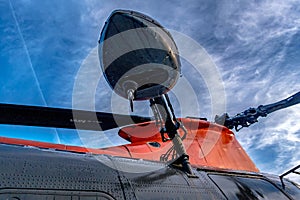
215 91 300 131
0 143 299 199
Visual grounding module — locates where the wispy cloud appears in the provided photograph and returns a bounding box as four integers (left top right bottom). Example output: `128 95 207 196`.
81 0 300 178
1 0 299 180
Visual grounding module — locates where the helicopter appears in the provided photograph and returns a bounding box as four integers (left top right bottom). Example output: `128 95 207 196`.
0 9 299 199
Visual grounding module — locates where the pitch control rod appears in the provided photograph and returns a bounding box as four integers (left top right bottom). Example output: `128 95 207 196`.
150 94 194 176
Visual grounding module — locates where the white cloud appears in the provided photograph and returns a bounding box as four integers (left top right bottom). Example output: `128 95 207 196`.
4 0 299 180
79 1 300 179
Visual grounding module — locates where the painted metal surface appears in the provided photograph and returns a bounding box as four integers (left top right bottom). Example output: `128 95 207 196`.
0 103 151 131
0 144 223 199
119 118 259 172
0 143 297 199
0 118 258 172
98 10 181 100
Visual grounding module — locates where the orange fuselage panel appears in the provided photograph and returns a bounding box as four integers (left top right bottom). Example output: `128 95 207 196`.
0 118 258 172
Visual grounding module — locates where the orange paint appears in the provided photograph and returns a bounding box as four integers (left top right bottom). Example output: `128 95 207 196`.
0 118 259 172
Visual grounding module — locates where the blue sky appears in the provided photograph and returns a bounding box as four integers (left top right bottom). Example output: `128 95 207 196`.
1 0 299 181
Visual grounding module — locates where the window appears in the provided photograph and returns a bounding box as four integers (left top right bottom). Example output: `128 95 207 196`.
0 190 115 200
209 174 289 200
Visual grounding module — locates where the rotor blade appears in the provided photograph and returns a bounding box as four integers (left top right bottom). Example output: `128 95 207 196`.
215 91 300 131
0 103 151 131
261 91 300 114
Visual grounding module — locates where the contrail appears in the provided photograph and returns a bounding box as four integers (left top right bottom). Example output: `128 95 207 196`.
8 0 61 144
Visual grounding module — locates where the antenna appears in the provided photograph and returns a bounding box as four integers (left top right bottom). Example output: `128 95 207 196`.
279 165 300 189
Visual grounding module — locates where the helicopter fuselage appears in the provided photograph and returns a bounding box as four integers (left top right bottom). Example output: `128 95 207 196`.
0 118 299 199
0 141 298 200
